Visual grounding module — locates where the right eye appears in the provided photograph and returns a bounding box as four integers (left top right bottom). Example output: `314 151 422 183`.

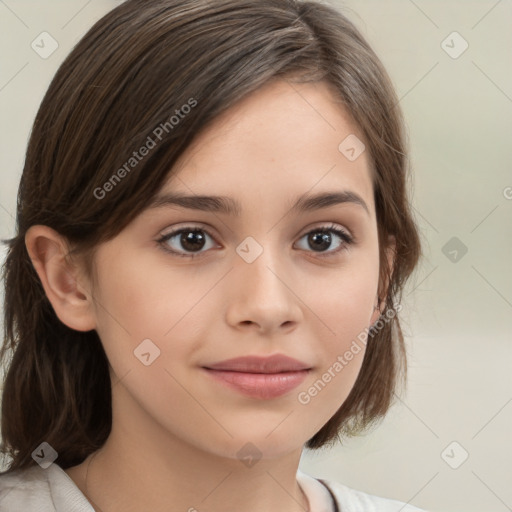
157 226 219 259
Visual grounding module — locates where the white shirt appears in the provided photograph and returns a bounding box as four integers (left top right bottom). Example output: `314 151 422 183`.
0 463 425 511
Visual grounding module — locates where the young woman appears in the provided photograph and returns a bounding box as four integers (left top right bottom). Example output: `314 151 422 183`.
0 1 423 511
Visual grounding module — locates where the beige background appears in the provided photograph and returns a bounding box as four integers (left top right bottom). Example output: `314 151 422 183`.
0 1 511 511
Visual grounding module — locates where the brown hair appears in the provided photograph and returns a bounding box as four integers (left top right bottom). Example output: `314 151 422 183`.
0 0 421 473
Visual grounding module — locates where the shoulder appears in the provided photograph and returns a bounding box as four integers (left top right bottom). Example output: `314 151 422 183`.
0 464 55 510
320 476 427 512
0 463 93 512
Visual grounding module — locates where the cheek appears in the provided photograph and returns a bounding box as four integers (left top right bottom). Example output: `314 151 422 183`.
297 292 372 434
90 256 164 360
296 258 378 416
325 282 376 344
312 256 379 342
91 256 214 371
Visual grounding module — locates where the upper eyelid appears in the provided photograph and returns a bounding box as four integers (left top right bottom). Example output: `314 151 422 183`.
160 223 219 241
159 221 352 236
159 222 353 246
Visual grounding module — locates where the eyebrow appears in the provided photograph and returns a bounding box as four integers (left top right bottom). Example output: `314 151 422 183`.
148 190 370 216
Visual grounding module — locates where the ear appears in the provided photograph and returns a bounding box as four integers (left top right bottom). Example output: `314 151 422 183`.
369 234 396 326
25 225 97 332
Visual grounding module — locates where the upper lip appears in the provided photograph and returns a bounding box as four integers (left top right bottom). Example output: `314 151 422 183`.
203 354 311 374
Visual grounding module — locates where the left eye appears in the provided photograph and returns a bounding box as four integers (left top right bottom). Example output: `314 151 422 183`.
157 224 353 259
295 225 353 257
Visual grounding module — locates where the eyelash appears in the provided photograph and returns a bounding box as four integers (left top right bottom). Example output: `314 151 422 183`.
157 223 354 260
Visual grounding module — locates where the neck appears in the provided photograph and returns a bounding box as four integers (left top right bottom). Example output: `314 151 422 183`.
75 438 309 512
66 385 310 512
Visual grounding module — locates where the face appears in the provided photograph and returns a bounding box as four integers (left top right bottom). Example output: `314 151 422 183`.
85 79 385 461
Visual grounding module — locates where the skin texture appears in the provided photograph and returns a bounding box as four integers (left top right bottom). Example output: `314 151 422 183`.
25 79 394 512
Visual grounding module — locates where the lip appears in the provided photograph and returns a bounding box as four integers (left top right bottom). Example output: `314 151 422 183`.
203 354 311 373
201 354 312 400
202 368 310 399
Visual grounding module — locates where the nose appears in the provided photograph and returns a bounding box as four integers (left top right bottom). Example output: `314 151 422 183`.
224 241 303 335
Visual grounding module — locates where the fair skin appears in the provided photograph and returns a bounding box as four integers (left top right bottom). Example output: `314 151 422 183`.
26 79 394 512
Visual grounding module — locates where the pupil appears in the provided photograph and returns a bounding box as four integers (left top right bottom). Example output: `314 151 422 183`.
181 230 205 251
309 231 331 251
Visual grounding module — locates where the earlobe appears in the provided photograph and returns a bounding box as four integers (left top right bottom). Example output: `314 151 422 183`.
24 225 97 332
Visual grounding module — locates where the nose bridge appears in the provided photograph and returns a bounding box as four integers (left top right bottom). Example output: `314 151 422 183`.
226 233 301 330
236 233 287 296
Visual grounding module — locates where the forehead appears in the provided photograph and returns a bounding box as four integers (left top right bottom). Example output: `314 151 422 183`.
159 79 374 217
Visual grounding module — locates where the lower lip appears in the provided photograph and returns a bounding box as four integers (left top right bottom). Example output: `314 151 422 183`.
202 368 310 399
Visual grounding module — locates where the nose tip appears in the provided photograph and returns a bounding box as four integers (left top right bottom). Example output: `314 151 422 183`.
226 249 302 333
